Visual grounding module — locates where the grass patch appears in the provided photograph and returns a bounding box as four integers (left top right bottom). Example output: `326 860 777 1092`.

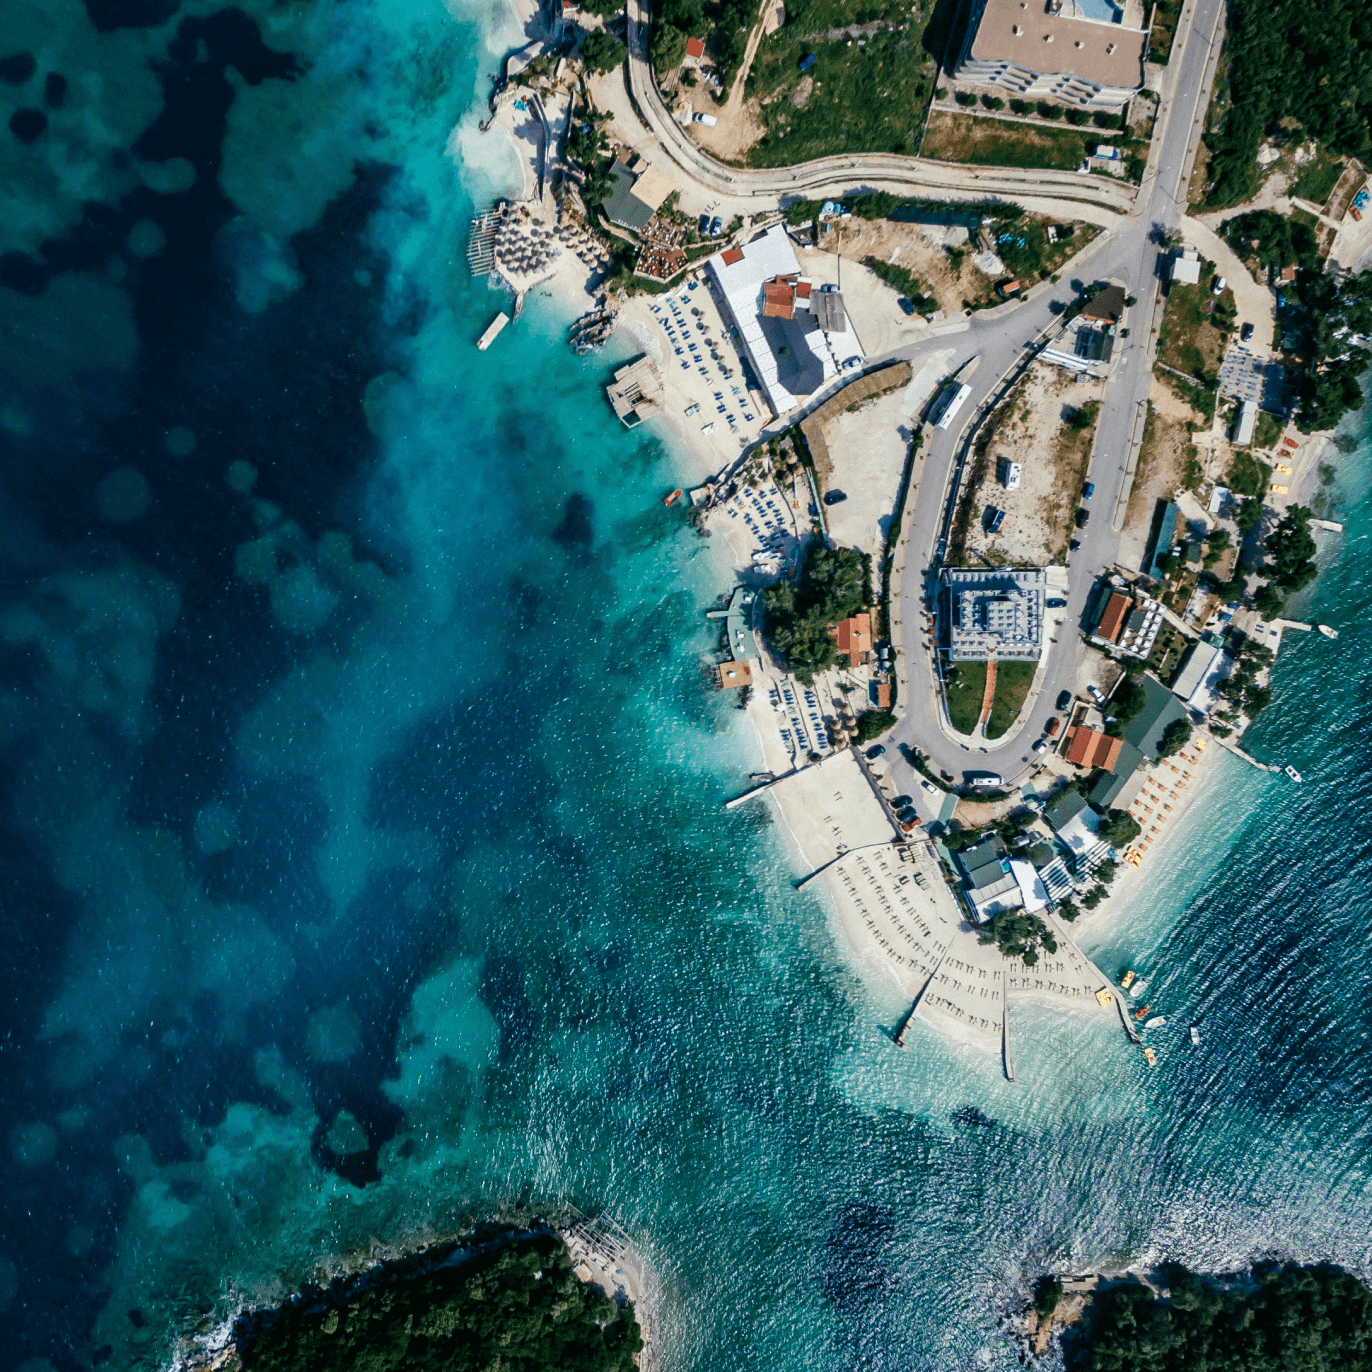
1147 0 1182 64
863 257 938 313
1158 259 1233 381
920 111 1090 170
985 661 1036 739
1225 448 1271 494
746 0 936 165
945 659 987 734
1254 409 1283 449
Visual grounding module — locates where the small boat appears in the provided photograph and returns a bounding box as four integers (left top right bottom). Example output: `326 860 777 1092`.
663 489 683 506
1131 1003 1151 1020
1120 970 1137 990
1284 764 1303 784
1318 624 1339 639
1143 1047 1158 1067
1190 1026 1201 1045
1129 978 1149 998
1145 1016 1167 1029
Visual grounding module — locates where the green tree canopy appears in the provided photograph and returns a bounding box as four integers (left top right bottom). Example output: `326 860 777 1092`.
581 30 628 73
762 543 869 680
978 911 1057 966
1156 718 1193 758
1265 504 1318 591
1099 808 1141 847
238 1236 643 1372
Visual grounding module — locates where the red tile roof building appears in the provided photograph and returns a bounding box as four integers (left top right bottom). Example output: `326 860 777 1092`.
1064 725 1123 770
685 36 706 59
1096 591 1131 644
831 612 873 668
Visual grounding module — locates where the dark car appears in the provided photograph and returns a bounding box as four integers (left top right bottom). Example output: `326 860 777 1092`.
866 745 886 759
1056 690 1073 711
1046 597 1067 608
1241 321 1254 342
983 505 1006 534
1082 480 1096 499
1068 538 1081 551
897 296 916 316
699 214 711 236
823 490 847 505
1075 507 1090 528
892 795 913 808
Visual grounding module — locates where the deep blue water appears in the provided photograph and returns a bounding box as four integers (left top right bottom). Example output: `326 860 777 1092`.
1 2 1371 1370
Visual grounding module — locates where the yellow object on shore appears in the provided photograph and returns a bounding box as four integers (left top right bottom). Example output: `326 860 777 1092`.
1095 988 1114 1006
1144 1047 1158 1067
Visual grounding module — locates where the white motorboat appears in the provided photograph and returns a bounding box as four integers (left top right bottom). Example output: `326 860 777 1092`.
1190 1026 1201 1045
1145 1016 1167 1030
1284 764 1303 784
1129 978 1149 998
1318 624 1339 639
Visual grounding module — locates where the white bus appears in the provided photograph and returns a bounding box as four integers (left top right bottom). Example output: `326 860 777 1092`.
930 382 972 430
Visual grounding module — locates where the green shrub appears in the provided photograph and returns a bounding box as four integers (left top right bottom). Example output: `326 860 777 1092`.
582 30 627 73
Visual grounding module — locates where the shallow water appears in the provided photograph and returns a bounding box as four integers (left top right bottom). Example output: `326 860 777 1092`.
1 2 1371 1370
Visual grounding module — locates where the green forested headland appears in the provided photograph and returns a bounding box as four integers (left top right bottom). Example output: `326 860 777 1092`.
1063 1261 1372 1371
235 1234 643 1372
1206 0 1372 207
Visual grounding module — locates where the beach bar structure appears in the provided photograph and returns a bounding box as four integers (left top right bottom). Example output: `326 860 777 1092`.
605 356 664 427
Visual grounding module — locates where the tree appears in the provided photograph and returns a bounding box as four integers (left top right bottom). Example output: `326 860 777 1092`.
1081 885 1106 909
582 30 627 73
1034 1275 1063 1318
1252 581 1286 617
1099 808 1141 847
1095 858 1117 884
762 543 869 681
1057 898 1080 922
1264 504 1318 591
649 22 686 71
1065 108 1091 125
1156 718 1193 758
1235 497 1264 534
978 911 1057 965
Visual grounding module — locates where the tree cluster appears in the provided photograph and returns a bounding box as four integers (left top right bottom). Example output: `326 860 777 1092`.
1215 632 1275 720
237 1237 643 1372
581 30 628 74
1254 505 1319 617
978 911 1058 967
1067 1260 1372 1371
1103 676 1147 737
1155 718 1193 759
1099 808 1141 847
762 543 869 681
1204 0 1372 209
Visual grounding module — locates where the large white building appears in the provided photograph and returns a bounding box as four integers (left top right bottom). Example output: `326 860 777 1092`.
706 225 839 418
952 0 1146 112
942 568 1047 662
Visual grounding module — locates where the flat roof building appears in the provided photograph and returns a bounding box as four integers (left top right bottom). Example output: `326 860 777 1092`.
1233 399 1258 446
1169 248 1202 285
603 159 673 233
952 0 1146 111
942 568 1046 662
707 225 838 418
1119 673 1188 759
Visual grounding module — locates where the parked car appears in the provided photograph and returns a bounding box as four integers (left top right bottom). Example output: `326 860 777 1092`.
1046 597 1067 608
1046 716 1061 736
1212 275 1227 296
709 215 724 236
897 296 915 316
866 744 886 759
1032 739 1049 755
823 490 847 505
1241 321 1255 342
1068 538 1081 551
892 795 913 808
1056 690 1073 711
843 356 862 370
983 506 1006 534
1075 507 1090 527
1082 480 1096 499
699 214 711 236
1088 683 1107 704
921 780 940 796
693 112 718 127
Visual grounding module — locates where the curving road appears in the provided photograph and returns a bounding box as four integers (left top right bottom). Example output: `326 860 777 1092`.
622 0 1139 217
879 0 1229 810
616 0 1228 802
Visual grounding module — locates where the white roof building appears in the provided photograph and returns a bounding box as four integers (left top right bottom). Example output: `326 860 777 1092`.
1233 399 1258 445
706 225 838 418
1170 248 1202 285
942 568 1047 662
1171 640 1232 714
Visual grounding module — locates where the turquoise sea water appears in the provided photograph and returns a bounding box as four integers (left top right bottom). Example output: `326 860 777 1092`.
1 2 1371 1369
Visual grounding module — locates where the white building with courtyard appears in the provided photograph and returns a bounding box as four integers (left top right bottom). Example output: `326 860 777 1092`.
942 568 1047 661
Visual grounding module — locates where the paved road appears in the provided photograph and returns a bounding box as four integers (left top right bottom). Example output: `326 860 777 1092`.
622 0 1138 217
877 0 1229 809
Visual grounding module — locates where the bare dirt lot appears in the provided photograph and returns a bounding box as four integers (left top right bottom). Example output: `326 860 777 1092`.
957 362 1105 567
